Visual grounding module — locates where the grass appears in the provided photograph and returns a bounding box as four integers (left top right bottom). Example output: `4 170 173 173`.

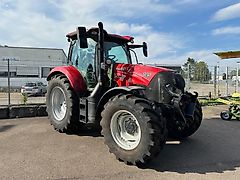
199 97 240 106
21 93 28 105
199 98 224 106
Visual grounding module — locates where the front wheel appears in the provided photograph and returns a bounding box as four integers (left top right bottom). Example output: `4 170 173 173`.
100 94 167 166
46 75 81 132
220 111 232 120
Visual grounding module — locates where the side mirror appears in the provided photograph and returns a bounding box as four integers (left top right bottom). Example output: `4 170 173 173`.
143 42 148 57
77 27 88 48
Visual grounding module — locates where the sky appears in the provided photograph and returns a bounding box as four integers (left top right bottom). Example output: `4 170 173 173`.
1 0 240 68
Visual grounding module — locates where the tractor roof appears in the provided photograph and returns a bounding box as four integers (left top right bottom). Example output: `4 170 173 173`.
66 28 134 43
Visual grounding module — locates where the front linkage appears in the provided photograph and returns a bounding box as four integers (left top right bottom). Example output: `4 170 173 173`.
165 85 202 138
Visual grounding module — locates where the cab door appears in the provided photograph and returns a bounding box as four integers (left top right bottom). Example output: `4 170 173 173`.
69 39 97 89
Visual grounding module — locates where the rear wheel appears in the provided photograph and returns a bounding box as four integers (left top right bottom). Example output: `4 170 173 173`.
101 94 167 166
46 75 81 132
168 100 203 139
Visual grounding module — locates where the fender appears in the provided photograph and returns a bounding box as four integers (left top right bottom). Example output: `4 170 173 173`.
96 86 145 114
47 66 86 92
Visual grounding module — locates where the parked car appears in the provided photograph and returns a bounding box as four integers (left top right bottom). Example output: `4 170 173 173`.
21 82 47 96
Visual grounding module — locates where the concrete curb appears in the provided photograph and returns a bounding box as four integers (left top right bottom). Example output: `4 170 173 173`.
0 106 9 119
0 104 47 119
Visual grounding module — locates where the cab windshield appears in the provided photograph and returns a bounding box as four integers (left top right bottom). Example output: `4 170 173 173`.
104 42 130 64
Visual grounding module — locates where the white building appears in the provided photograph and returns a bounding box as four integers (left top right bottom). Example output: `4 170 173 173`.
0 46 67 88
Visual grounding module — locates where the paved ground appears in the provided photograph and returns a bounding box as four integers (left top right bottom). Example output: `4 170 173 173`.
188 82 236 97
1 105 240 180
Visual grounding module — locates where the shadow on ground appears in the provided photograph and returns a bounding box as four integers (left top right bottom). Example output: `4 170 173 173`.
0 125 15 132
49 115 240 174
146 117 240 174
66 125 102 137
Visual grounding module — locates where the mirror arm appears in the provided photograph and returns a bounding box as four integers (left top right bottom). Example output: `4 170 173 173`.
77 26 88 48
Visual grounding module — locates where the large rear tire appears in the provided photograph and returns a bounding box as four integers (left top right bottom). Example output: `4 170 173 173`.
46 75 81 133
101 94 167 166
168 100 203 139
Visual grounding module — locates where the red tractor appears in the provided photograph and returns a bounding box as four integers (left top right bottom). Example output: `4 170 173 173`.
46 22 202 166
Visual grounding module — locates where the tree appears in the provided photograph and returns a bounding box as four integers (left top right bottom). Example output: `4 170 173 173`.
182 58 211 82
194 61 211 82
230 69 236 79
182 57 196 80
229 69 240 79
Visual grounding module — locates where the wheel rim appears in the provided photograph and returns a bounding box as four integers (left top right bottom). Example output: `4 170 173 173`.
110 110 141 150
222 112 230 119
51 86 67 121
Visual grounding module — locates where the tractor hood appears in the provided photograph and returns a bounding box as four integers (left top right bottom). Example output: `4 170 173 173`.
114 63 172 87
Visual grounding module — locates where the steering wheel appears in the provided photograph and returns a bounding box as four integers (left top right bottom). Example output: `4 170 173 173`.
106 55 118 62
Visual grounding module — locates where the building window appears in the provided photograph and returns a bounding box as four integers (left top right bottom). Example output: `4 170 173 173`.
0 71 8 77
0 71 16 77
41 67 53 78
16 67 39 77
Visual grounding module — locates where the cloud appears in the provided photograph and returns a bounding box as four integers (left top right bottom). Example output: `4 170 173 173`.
136 32 183 59
181 50 219 65
212 3 240 22
174 0 201 5
147 49 220 66
0 0 183 62
212 26 240 35
102 22 184 63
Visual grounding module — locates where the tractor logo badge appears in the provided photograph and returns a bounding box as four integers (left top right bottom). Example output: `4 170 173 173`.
143 72 151 78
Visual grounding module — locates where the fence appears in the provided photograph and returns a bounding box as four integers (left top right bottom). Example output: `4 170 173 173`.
0 92 46 106
187 65 240 98
1 64 239 106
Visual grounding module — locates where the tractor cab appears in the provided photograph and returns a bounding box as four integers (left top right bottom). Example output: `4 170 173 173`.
66 27 147 90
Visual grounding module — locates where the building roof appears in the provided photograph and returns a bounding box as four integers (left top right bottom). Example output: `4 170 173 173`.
214 51 240 59
0 45 67 59
0 45 63 51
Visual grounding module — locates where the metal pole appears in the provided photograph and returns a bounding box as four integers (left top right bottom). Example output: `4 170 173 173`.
7 58 10 108
226 66 229 96
237 62 239 93
187 63 190 90
217 63 220 97
214 66 217 97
